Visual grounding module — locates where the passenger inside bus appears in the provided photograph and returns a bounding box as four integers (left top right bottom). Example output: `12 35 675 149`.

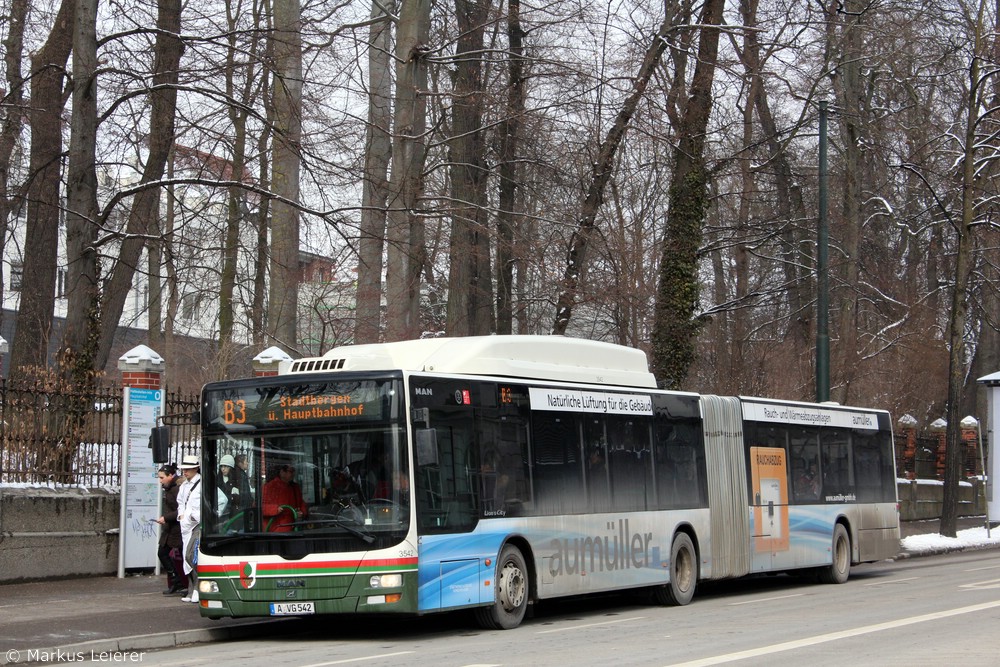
479 449 510 512
374 470 410 504
262 464 309 531
794 461 820 500
349 439 389 500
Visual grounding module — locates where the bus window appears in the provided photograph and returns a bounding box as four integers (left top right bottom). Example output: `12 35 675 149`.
417 408 478 533
654 420 705 509
477 410 530 517
788 428 820 502
583 417 611 512
607 416 652 511
820 431 855 501
854 431 894 502
530 413 583 515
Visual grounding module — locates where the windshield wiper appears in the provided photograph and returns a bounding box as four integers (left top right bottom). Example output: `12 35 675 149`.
285 518 375 543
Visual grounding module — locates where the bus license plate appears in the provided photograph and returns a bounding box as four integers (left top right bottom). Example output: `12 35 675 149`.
270 602 315 615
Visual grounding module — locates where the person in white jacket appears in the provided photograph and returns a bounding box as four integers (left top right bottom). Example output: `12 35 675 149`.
176 455 202 603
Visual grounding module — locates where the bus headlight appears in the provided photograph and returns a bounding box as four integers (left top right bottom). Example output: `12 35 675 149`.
199 580 220 594
369 574 402 589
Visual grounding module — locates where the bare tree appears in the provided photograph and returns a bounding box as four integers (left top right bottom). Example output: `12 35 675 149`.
218 0 267 370
61 0 99 382
651 0 725 388
826 0 865 405
354 0 394 344
385 0 431 341
446 0 493 336
550 14 676 336
91 0 184 373
9 0 75 378
250 43 273 349
941 0 998 537
0 0 29 324
267 0 303 353
495 0 526 335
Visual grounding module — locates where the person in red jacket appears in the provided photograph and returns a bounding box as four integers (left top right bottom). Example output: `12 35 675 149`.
262 464 308 532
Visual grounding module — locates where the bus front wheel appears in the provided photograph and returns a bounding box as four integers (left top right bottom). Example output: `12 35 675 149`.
474 544 529 630
653 532 697 606
818 523 851 584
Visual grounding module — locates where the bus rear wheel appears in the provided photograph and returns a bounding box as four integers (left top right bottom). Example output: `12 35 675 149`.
818 523 851 584
474 544 529 630
653 533 697 606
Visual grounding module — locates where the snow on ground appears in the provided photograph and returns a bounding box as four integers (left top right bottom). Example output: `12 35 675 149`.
901 525 1000 555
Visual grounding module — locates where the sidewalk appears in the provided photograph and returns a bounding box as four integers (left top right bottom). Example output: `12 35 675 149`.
0 574 294 665
0 519 995 665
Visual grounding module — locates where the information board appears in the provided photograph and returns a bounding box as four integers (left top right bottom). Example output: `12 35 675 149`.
990 386 999 518
117 387 164 576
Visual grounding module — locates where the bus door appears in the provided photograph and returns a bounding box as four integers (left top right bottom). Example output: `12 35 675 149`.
749 447 789 571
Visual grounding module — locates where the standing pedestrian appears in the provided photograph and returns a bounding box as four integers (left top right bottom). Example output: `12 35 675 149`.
176 455 202 603
154 464 187 595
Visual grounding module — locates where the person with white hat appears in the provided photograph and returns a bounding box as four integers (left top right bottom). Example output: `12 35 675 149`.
176 454 202 603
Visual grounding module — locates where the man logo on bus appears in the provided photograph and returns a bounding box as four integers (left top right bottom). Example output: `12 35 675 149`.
240 561 257 589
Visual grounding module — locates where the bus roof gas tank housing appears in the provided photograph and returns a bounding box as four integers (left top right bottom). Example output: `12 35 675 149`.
282 335 657 388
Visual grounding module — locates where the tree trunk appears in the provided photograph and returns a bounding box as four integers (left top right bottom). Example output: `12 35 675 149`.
354 0 394 344
267 0 303 353
252 70 273 348
495 0 526 335
61 0 100 384
219 1 263 362
446 0 493 336
942 8 990 538
385 0 431 341
9 0 75 378
162 176 180 381
829 0 864 405
650 0 725 387
0 0 29 328
92 0 183 373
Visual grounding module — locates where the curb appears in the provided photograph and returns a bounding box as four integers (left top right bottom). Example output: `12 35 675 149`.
1 620 292 666
896 541 1000 560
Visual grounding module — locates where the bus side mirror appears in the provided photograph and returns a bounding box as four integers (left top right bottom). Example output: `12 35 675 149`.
416 429 438 466
149 425 171 463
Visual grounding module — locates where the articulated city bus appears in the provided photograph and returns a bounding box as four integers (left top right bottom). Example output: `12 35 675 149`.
193 335 899 629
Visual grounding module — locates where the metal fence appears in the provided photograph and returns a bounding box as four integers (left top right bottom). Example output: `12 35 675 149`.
894 431 987 480
0 376 984 488
0 379 200 488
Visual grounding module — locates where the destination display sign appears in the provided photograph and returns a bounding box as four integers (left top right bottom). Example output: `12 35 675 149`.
203 380 390 429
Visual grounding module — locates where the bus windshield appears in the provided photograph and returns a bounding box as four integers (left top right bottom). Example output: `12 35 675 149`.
200 378 409 551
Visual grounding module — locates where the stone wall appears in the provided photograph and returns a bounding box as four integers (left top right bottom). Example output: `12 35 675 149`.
0 481 988 583
0 488 120 582
896 478 986 521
